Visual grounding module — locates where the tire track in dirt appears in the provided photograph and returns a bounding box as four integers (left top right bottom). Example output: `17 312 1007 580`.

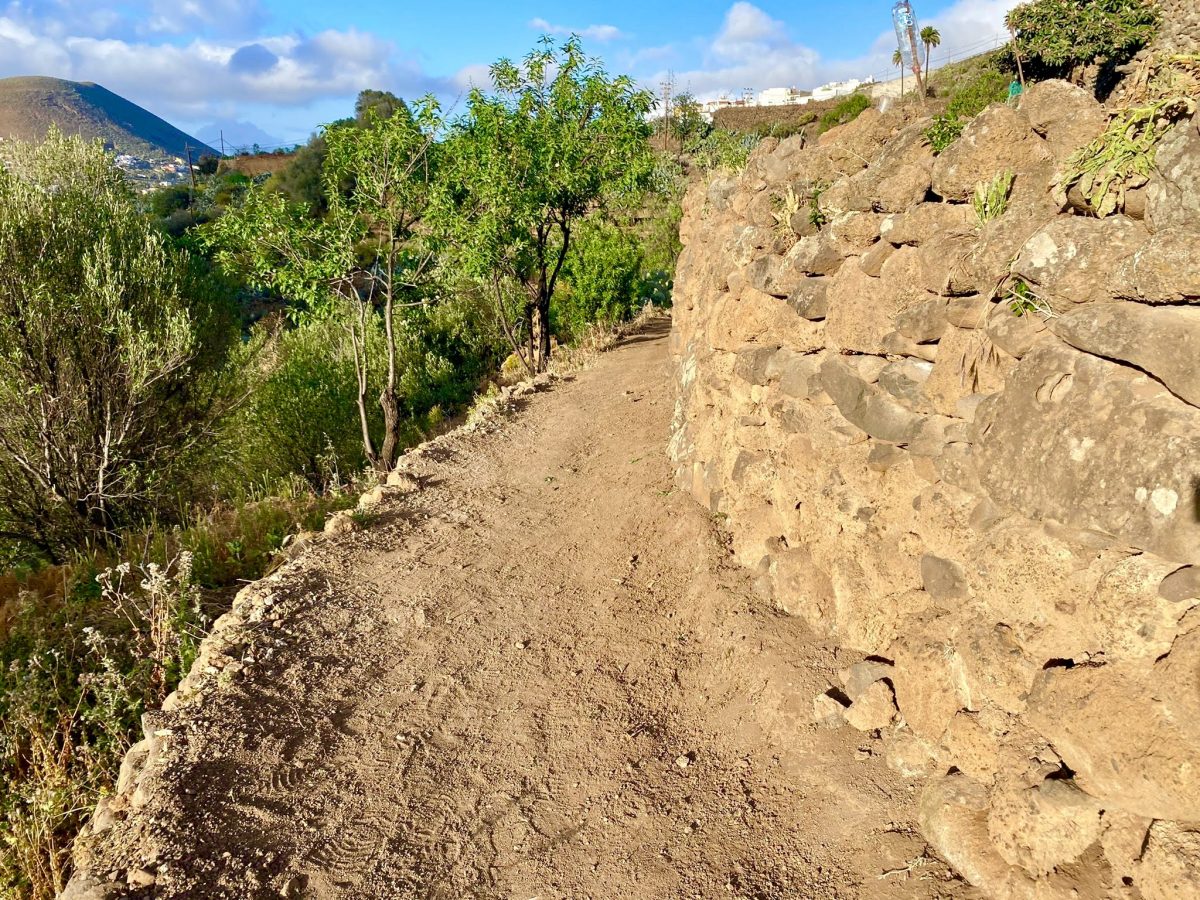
67 319 981 900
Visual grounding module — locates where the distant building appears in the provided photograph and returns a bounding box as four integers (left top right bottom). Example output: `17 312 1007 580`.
698 75 875 120
757 87 812 107
810 77 876 102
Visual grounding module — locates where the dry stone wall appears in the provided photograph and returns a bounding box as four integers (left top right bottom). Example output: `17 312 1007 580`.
669 84 1200 899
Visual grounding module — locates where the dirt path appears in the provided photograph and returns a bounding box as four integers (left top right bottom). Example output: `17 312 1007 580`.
74 320 978 899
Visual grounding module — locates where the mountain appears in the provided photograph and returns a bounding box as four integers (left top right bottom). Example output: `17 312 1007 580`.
195 120 283 155
0 76 216 161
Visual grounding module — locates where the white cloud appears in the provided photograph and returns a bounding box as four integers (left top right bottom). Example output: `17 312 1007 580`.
645 0 1017 102
0 13 451 124
528 17 626 43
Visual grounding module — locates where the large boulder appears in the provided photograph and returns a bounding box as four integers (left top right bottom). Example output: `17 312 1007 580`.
932 105 1053 202
1019 80 1108 161
955 196 1060 297
892 631 976 742
1146 116 1200 233
1137 821 1200 900
824 256 901 354
1012 215 1149 309
705 286 825 353
973 342 1200 561
1026 661 1200 822
880 202 973 247
1053 303 1200 407
986 780 1103 877
841 119 936 213
1113 230 1200 304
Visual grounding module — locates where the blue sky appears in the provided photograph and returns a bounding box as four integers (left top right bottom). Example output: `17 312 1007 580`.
0 0 1018 147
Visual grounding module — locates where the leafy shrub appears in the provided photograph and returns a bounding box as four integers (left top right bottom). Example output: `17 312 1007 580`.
554 219 645 339
219 317 380 493
0 131 242 561
685 128 761 172
1052 60 1198 216
818 93 871 133
1007 0 1159 73
925 114 967 154
946 67 1010 119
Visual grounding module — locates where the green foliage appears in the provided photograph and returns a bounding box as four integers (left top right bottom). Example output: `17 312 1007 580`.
669 91 708 144
0 130 242 561
219 318 382 491
1053 62 1197 216
946 67 1009 119
554 218 644 338
809 181 831 230
432 36 655 372
1006 278 1056 319
818 93 871 133
973 170 1015 225
923 54 1011 155
924 114 967 154
143 171 254 239
921 26 943 84
0 491 345 898
206 98 445 473
1007 0 1159 72
268 134 330 216
685 128 761 172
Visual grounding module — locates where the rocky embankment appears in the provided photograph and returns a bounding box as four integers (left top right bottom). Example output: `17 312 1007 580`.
669 79 1200 898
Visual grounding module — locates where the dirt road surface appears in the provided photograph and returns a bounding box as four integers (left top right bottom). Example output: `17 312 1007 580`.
74 320 978 899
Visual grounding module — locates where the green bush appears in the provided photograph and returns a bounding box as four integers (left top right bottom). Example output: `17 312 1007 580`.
1007 0 1159 73
685 128 761 172
925 114 967 154
0 131 242 562
218 317 380 492
554 219 645 339
818 93 871 134
946 67 1010 119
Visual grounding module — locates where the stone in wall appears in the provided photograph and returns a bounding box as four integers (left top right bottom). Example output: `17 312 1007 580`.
972 342 1200 561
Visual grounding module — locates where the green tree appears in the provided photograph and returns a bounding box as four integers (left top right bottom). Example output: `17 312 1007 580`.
1006 0 1159 83
0 131 240 559
894 48 906 96
204 100 441 474
432 37 655 373
921 26 942 86
671 91 707 146
355 89 407 122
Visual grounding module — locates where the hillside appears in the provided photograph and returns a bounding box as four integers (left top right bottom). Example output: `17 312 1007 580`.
0 76 215 161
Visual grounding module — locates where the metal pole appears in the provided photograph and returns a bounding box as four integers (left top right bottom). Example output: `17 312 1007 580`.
184 143 197 200
1009 25 1027 90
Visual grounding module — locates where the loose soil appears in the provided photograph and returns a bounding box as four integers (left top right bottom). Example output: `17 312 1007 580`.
78 320 979 899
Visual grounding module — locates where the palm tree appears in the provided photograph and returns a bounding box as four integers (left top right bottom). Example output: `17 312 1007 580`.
893 48 905 97
921 26 942 88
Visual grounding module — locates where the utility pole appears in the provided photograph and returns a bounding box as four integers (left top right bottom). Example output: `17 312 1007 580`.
220 129 225 158
659 71 674 148
184 143 197 202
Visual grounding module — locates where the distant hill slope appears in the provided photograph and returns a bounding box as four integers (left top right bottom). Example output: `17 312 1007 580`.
0 76 216 160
